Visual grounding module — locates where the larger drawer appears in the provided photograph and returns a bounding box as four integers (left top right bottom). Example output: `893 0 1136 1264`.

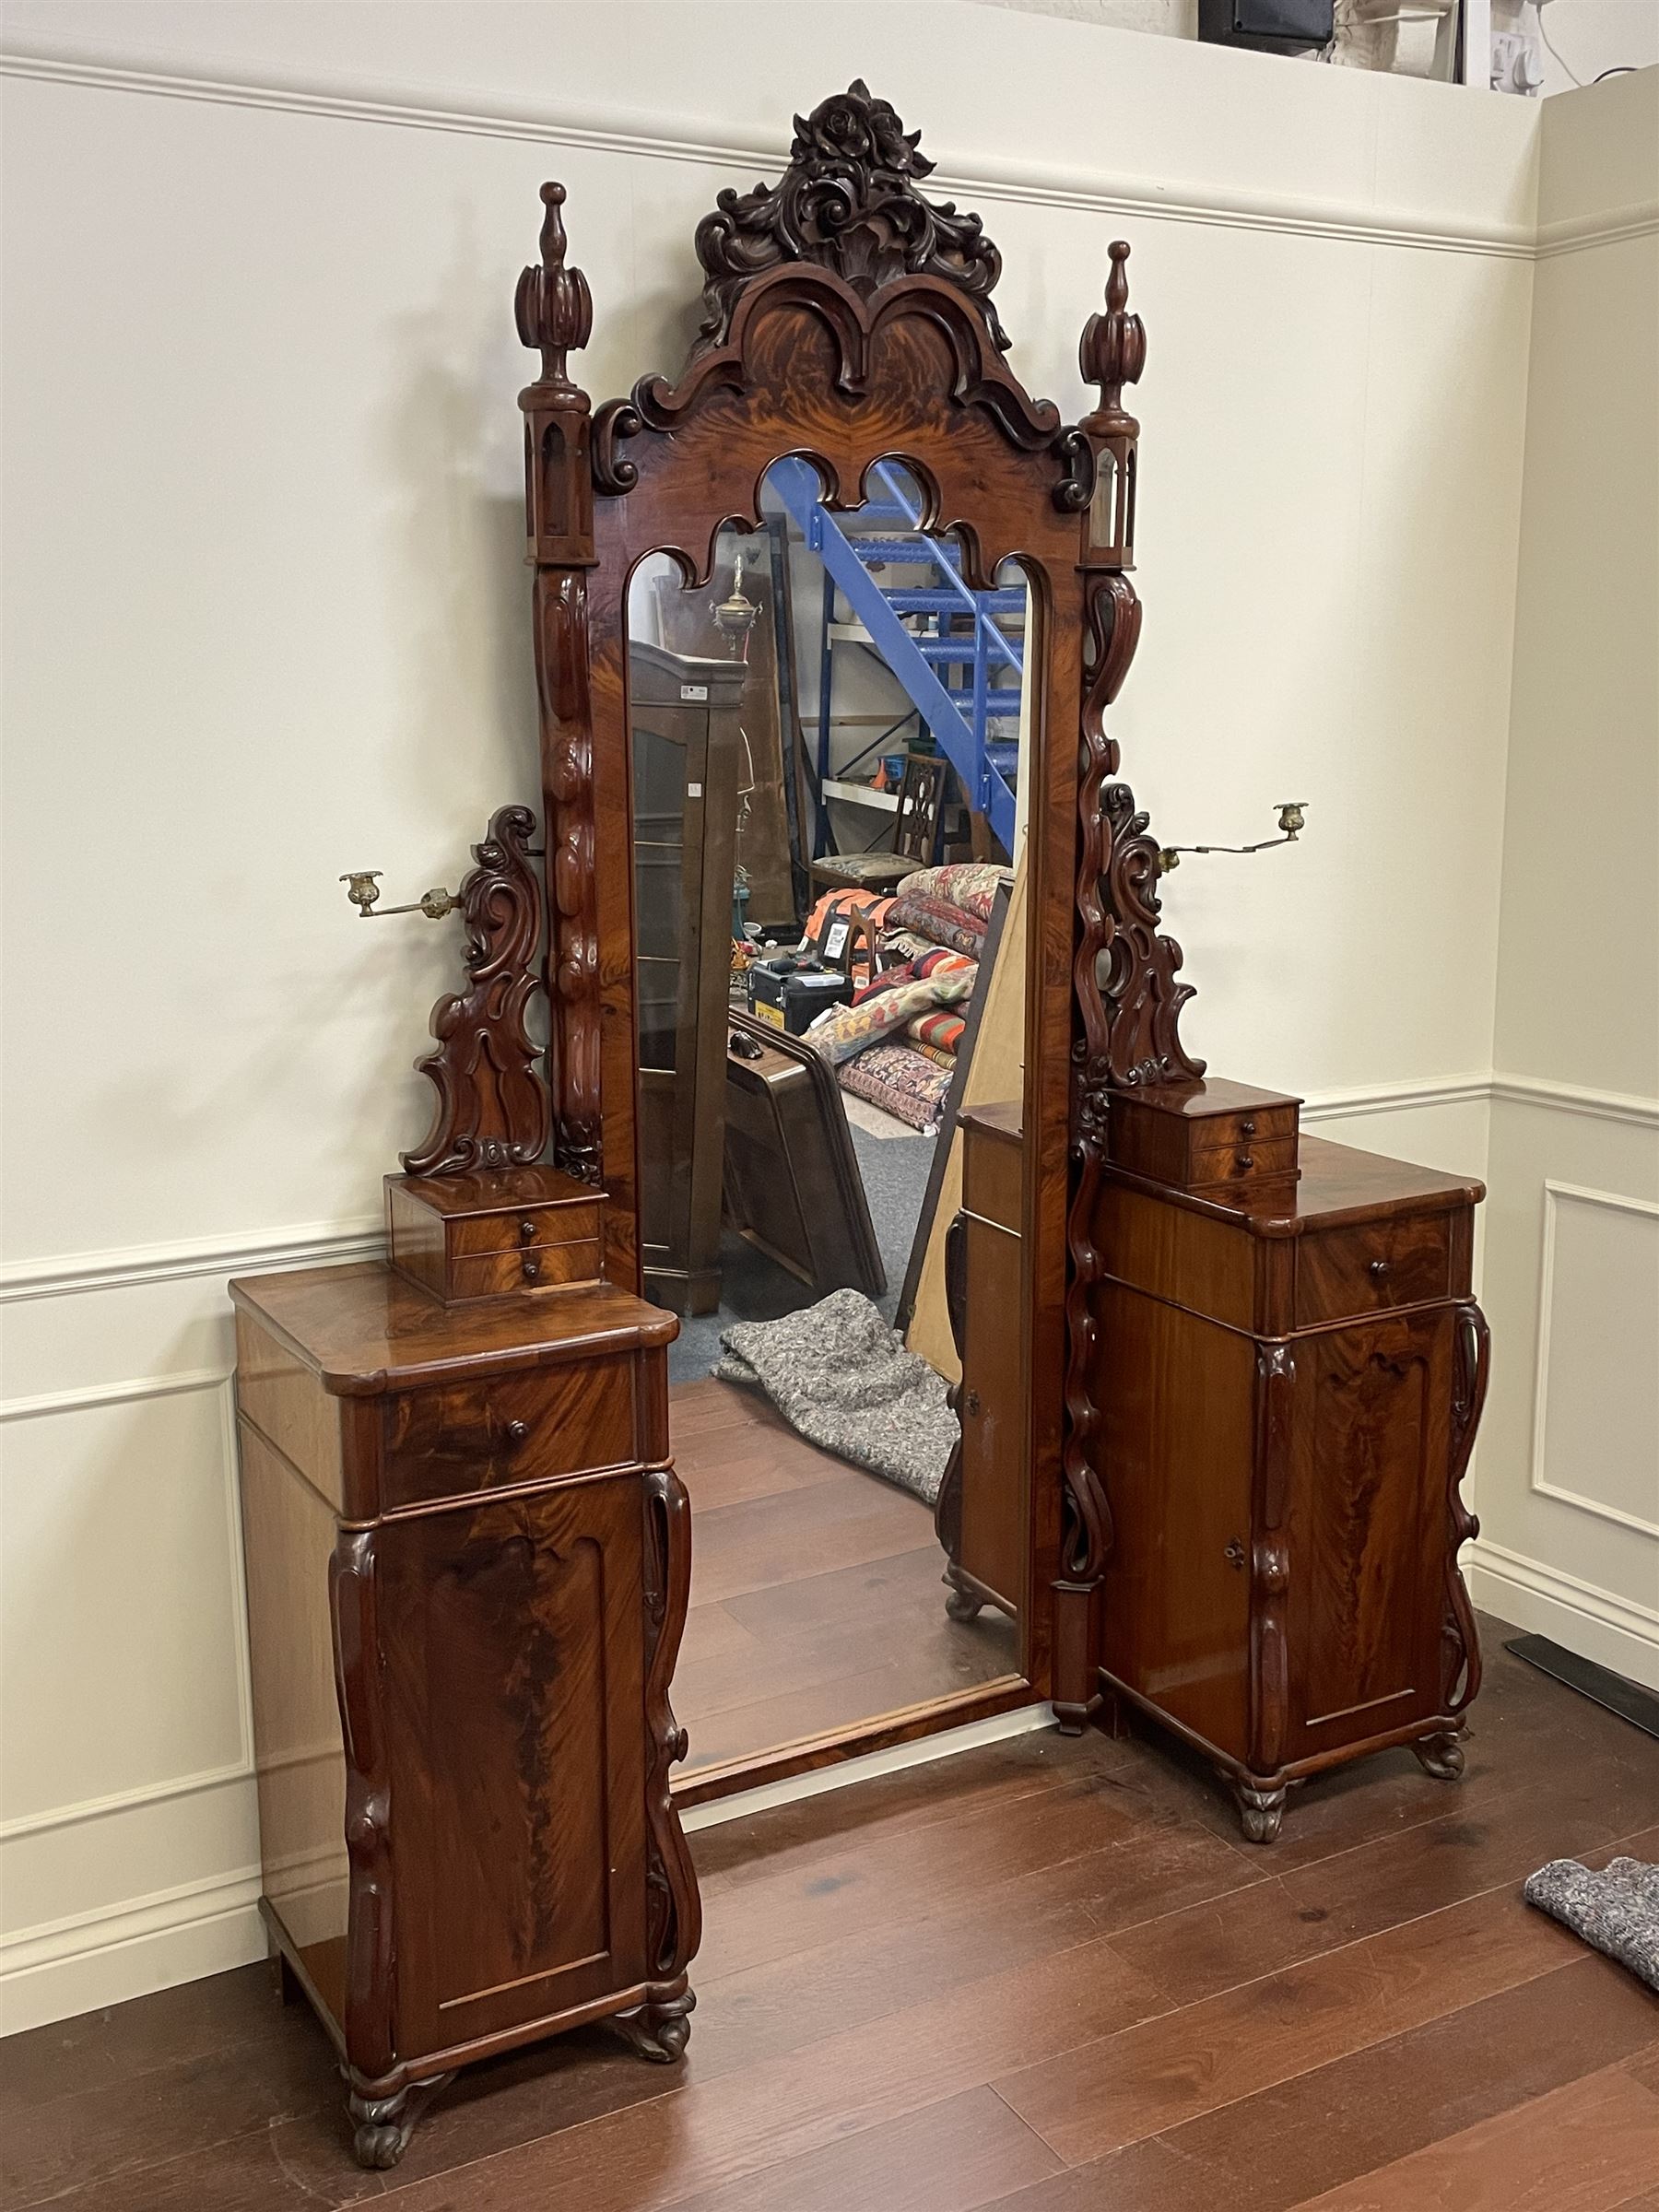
1295 1212 1453 1328
382 1359 638 1511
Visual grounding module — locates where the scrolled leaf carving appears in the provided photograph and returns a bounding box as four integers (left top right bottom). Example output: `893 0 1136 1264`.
1096 782 1204 1089
404 805 551 1179
693 79 1008 351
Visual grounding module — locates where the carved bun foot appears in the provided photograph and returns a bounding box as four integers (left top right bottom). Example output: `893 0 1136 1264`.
944 1569 985 1623
610 1985 695 2065
1232 1778 1288 1845
1412 1727 1466 1781
347 2074 453 2171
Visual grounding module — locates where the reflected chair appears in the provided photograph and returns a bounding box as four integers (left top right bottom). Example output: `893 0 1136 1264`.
808 751 946 897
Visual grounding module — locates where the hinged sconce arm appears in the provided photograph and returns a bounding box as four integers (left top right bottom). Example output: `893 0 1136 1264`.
1158 802 1307 874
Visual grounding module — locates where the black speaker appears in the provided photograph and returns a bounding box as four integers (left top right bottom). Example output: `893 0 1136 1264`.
1198 0 1335 51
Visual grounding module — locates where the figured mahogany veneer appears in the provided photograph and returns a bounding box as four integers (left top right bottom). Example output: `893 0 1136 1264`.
1107 1076 1301 1200
1091 1133 1488 1841
386 1165 606 1306
229 1263 699 2168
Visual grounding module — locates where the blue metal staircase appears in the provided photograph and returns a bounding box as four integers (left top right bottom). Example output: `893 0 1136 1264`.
767 458 1024 857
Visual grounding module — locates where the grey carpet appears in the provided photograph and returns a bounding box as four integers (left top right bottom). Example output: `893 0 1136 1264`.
712 1288 957 1505
666 1121 935 1386
1523 1854 1659 1992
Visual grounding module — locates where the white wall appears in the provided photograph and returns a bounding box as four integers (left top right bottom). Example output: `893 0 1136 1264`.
0 0 1548 2030
1465 67 1659 1688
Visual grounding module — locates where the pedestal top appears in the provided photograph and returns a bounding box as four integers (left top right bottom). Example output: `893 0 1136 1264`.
230 1261 676 1395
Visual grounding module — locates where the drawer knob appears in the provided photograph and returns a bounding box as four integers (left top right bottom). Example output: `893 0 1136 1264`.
1236 1154 1254 1172
964 1388 982 1417
1369 1258 1390 1281
1240 1119 1256 1137
504 1419 529 1446
1224 1538 1246 1570
518 1218 538 1242
522 1257 541 1282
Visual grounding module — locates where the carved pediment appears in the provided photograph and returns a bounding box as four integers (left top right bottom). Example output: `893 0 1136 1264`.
692 79 1007 352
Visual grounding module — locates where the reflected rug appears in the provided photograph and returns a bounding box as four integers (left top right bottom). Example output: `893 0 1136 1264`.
713 1288 956 1505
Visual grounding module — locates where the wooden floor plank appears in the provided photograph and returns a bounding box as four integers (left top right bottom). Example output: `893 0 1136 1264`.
1109 1783 1659 2011
994 1883 1585 2166
689 1724 1128 1892
1292 2058 1659 2210
372 1934 1170 2212
1157 1953 1659 2209
675 1555 1014 1731
686 1818 1255 2085
677 1602 759 1670
692 1768 1177 1982
971 2135 1281 2212
675 1443 843 1514
686 1472 936 1608
655 2085 1061 2212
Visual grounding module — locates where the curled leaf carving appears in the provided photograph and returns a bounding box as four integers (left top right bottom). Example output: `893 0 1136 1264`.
404 806 550 1179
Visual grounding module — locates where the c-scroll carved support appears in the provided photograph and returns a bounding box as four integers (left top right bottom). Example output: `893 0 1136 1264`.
1441 1299 1488 1712
404 806 550 1179
641 1465 700 1990
330 1529 395 2086
519 182 605 1186
1250 1343 1296 1777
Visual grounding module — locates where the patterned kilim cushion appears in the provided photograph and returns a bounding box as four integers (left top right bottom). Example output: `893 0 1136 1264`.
895 861 1011 923
837 1041 954 1131
908 1008 966 1055
885 889 984 958
804 967 976 1065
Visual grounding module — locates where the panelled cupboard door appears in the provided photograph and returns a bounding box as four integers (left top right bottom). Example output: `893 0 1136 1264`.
1283 1309 1453 1764
377 1472 648 2055
1096 1282 1254 1764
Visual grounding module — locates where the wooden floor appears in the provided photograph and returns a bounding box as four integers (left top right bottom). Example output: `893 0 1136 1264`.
670 1378 1019 1774
6 1621 1659 2212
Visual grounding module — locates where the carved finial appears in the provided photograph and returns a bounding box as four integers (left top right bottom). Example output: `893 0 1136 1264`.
1079 241 1146 424
515 181 593 389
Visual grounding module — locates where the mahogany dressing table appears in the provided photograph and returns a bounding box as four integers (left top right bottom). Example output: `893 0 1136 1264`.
229 82 1492 2171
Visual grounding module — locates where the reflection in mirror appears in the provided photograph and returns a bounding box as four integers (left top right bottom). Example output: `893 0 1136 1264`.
627 459 1035 1780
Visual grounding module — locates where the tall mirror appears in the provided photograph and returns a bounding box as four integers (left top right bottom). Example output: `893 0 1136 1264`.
626 458 1038 1783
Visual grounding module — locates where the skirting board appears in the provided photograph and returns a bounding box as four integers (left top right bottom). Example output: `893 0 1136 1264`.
0 1869 265 2040
1467 1539 1659 1696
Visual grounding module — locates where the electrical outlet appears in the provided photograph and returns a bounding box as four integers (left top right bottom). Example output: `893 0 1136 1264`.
1491 29 1545 93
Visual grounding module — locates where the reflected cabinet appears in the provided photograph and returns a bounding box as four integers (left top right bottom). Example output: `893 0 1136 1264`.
628 641 747 1316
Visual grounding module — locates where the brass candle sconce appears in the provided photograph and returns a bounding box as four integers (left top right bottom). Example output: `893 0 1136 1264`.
1158 801 1306 874
338 870 460 921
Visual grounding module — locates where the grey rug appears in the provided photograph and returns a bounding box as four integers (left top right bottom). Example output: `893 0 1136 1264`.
713 1287 957 1505
1523 1854 1659 1992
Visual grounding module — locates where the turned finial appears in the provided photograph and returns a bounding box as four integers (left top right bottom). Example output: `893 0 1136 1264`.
515 181 594 388
1079 241 1146 423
